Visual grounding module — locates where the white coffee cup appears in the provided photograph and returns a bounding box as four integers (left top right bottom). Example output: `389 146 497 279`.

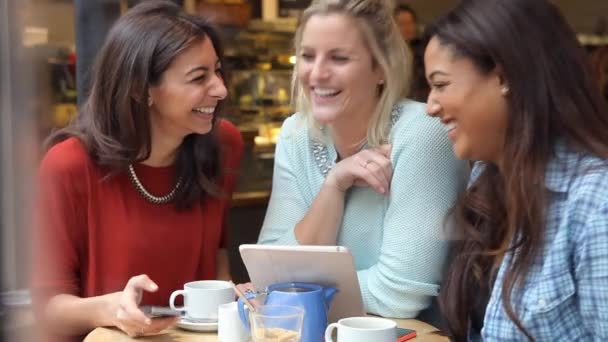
169 280 234 320
218 301 250 342
325 316 397 342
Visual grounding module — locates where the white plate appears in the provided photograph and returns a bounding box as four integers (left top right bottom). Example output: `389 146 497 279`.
176 318 218 332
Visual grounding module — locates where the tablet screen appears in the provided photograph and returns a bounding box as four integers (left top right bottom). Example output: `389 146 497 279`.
239 244 365 322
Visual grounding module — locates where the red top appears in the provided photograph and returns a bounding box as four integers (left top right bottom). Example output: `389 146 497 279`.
31 120 243 338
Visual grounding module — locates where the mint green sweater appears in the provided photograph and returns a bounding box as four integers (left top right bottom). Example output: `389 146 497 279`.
258 100 468 318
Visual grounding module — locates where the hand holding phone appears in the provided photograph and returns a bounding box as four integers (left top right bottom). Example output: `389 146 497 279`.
140 305 183 319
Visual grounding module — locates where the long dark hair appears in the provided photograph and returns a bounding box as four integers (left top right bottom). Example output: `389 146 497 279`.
46 0 228 209
426 0 608 339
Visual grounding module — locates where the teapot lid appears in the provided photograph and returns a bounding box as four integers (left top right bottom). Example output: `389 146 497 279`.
274 286 314 293
268 282 324 293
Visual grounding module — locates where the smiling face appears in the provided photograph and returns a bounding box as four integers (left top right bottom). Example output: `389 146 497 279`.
148 37 227 141
297 13 383 126
424 36 509 163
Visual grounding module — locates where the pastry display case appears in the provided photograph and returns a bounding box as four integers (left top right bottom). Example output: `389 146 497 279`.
221 27 296 195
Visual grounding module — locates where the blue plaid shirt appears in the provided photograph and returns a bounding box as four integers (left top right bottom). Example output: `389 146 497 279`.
470 143 608 341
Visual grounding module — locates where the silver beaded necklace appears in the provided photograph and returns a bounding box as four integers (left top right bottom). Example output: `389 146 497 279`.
311 104 401 178
127 164 181 205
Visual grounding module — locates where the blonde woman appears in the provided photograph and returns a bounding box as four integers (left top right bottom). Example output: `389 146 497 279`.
257 0 468 318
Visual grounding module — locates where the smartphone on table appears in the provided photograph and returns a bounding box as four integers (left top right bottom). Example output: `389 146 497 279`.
140 305 183 318
396 327 417 341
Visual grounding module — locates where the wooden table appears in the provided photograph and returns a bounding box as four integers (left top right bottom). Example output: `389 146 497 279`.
84 318 448 341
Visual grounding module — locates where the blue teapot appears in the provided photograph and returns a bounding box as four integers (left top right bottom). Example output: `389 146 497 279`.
238 282 338 342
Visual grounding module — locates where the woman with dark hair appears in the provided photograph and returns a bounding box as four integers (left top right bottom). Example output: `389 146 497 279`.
31 1 243 339
424 0 608 340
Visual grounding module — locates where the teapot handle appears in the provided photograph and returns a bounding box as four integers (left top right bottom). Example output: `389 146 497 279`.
237 292 258 330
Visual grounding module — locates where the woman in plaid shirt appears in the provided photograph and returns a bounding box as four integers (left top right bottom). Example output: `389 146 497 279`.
424 0 608 340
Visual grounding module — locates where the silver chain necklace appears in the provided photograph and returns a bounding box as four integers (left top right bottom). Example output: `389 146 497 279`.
127 164 181 204
311 104 401 178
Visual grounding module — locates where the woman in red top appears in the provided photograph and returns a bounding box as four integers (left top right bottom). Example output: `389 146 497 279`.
31 1 243 339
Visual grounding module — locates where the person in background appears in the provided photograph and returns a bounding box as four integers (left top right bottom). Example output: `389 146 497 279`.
257 0 467 318
425 0 608 340
395 3 418 44
394 3 429 102
31 1 243 340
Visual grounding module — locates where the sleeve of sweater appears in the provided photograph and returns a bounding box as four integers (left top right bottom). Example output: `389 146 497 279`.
257 115 305 245
357 104 468 318
30 139 89 320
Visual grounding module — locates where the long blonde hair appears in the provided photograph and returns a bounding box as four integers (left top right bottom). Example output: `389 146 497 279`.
292 0 412 146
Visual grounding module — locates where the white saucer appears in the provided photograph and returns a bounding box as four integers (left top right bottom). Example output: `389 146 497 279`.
176 318 218 332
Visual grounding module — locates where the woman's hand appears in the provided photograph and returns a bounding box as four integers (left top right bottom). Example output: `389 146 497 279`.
235 282 263 308
235 282 255 295
111 274 179 337
325 144 392 194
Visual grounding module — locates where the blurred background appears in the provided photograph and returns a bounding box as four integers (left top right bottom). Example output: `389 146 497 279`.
0 0 606 340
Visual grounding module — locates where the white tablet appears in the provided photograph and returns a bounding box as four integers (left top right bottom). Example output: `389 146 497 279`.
239 244 365 323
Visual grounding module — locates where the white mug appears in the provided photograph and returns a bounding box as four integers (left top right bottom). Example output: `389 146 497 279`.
218 301 250 342
325 316 397 342
169 280 233 320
